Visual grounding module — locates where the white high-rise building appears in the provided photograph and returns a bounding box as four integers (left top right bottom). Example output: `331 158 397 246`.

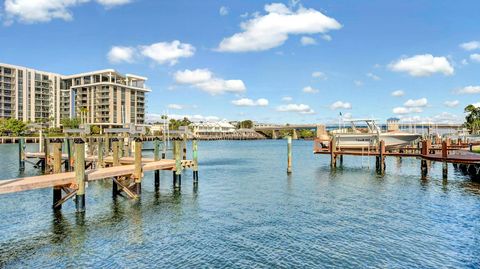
0 63 150 127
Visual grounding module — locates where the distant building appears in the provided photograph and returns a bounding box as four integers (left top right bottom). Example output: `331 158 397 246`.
190 121 236 136
0 63 150 127
387 117 400 132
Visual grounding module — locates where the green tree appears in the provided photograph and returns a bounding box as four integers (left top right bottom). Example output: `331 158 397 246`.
464 104 480 134
3 118 27 136
238 120 253 129
61 118 81 129
169 117 191 130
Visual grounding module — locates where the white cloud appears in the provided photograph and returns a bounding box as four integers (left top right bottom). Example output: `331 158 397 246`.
174 68 246 95
444 100 459 107
217 2 342 52
167 104 184 110
312 71 327 80
282 96 293 102
140 40 195 65
302 86 319 94
96 0 131 8
276 103 314 114
219 6 229 16
107 46 135 64
321 34 332 41
388 54 454 77
404 98 428 107
147 113 221 123
391 90 405 97
392 107 423 114
462 59 469 65
366 72 380 80
232 98 269 107
460 41 480 51
457 85 480 94
398 112 461 124
300 36 316 46
3 0 130 24
330 101 351 110
354 80 363 87
470 53 480 62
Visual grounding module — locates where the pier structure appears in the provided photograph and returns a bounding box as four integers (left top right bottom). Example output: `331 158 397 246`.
254 124 326 139
313 137 480 179
1 134 199 212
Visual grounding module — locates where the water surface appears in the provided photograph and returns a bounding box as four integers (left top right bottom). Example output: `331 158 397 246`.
0 140 479 268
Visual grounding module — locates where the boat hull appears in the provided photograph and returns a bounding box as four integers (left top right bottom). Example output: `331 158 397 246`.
334 133 421 149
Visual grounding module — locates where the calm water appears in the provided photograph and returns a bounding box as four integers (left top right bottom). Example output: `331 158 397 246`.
1 140 480 268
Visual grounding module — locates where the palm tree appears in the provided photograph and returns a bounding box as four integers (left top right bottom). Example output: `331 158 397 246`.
464 105 480 134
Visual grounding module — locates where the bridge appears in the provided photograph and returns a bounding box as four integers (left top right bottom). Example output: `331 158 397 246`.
254 124 325 139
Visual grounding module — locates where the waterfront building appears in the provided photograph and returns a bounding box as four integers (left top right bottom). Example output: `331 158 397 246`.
0 63 149 127
190 121 236 136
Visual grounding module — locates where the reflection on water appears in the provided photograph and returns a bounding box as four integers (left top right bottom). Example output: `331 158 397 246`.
1 140 480 268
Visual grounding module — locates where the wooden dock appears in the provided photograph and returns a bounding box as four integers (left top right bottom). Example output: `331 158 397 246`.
313 137 480 178
1 136 200 212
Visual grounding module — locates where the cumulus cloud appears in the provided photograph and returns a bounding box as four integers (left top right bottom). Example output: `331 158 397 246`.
312 71 327 80
3 0 131 24
366 72 380 80
217 2 342 52
354 80 363 87
174 68 246 95
219 6 229 16
167 104 184 110
147 113 221 123
444 100 459 108
330 101 351 110
460 41 480 51
140 40 195 65
232 98 269 107
300 36 316 46
392 107 423 114
282 96 293 102
388 54 454 77
470 53 480 62
457 85 480 94
404 98 428 107
277 103 314 114
391 90 405 97
398 112 461 124
108 40 195 65
107 46 135 64
302 86 319 94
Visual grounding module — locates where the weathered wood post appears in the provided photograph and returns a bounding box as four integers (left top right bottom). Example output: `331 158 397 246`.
442 140 448 179
174 138 182 189
42 137 49 173
330 136 337 168
65 138 73 171
133 137 143 195
52 139 63 209
104 134 110 156
111 138 120 196
378 140 386 174
287 136 292 174
97 137 104 168
74 138 86 212
154 137 160 190
18 137 25 171
193 138 199 183
182 134 187 160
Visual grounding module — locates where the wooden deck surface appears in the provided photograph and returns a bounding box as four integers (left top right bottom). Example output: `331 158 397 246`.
0 159 194 195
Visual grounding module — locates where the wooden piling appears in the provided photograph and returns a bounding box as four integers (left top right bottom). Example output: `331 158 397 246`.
97 137 104 168
154 137 160 189
378 140 385 174
42 137 49 173
133 137 143 195
174 138 182 189
193 138 199 183
74 138 86 212
111 138 120 196
52 139 63 209
442 140 448 179
66 138 72 171
330 136 337 168
182 134 187 160
287 136 292 174
18 138 25 171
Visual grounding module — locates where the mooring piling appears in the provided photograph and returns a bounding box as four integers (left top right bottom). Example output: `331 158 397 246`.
41 137 49 173
442 140 448 179
52 139 63 209
74 138 86 213
97 137 104 168
154 137 160 189
133 137 143 195
174 138 182 189
330 137 337 168
193 138 199 183
287 136 292 174
18 138 25 171
182 134 187 161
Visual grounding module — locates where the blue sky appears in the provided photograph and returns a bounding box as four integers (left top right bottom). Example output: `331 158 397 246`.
1 0 480 124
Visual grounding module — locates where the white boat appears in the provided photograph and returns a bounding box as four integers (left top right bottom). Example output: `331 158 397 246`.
332 119 421 149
